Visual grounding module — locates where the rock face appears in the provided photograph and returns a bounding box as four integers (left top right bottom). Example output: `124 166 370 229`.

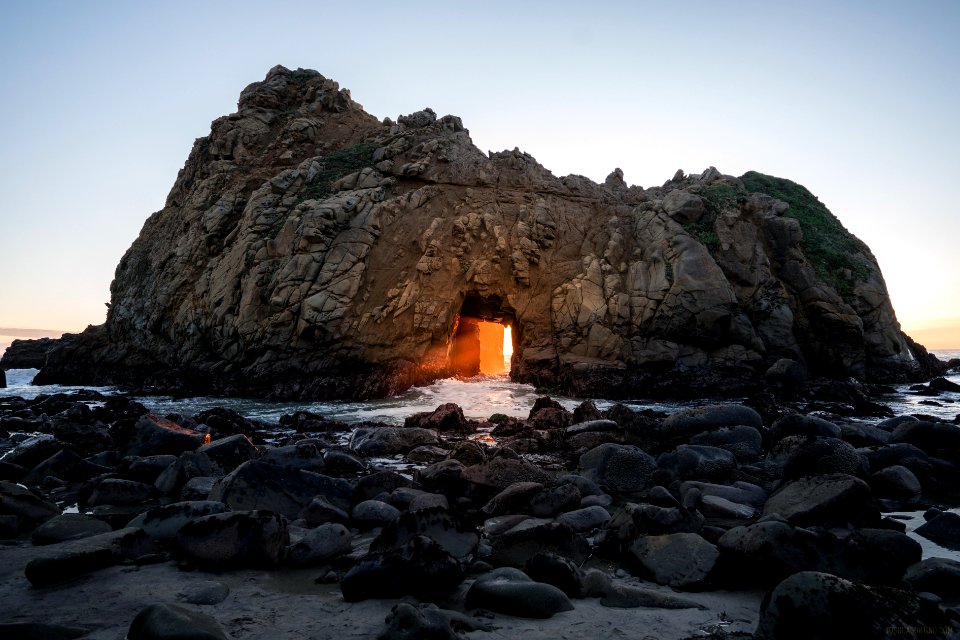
0 337 58 369
34 65 935 399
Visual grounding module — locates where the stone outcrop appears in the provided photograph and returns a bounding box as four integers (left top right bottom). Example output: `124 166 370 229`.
1 337 58 370
32 66 937 399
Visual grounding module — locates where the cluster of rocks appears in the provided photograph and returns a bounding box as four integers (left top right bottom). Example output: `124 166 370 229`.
2 389 960 638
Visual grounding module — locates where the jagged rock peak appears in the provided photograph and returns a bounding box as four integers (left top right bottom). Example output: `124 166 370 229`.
32 66 940 399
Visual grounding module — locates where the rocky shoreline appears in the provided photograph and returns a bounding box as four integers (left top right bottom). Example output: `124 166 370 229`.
2 383 960 639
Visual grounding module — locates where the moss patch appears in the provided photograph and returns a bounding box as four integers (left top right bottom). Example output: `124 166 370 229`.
299 142 379 203
682 183 745 254
740 171 870 295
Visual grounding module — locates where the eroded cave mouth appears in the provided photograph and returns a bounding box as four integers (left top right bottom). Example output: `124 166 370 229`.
449 295 516 378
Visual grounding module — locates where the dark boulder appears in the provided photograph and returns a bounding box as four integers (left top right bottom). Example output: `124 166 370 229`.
465 567 574 619
404 403 473 433
0 479 59 524
286 523 352 566
755 571 957 640
489 520 589 567
869 465 922 500
762 474 880 529
891 421 960 463
597 502 704 559
258 442 325 472
915 511 960 550
660 404 763 447
198 434 258 473
371 506 478 559
2 435 65 470
355 470 414 502
350 426 439 456
377 603 493 640
529 483 581 517
840 528 922 584
578 444 656 495
689 425 763 462
524 552 583 598
298 495 349 527
121 415 205 457
656 445 736 483
482 482 544 516
905 557 960 598
627 532 719 589
128 603 229 640
462 457 550 493
446 440 486 465
556 505 612 533
125 455 178 483
780 437 863 480
176 510 288 569
126 500 230 541
86 478 159 507
351 500 401 529
768 413 841 442
209 460 352 517
930 377 960 392
31 513 112 545
322 448 368 474
23 448 111 484
25 527 157 586
192 407 260 438
153 451 214 497
341 535 463 602
717 521 843 588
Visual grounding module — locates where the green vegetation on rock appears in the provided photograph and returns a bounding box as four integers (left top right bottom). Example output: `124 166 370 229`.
683 183 745 253
740 171 870 294
300 142 379 202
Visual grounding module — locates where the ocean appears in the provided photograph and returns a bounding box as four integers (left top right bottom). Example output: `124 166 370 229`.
2 350 958 425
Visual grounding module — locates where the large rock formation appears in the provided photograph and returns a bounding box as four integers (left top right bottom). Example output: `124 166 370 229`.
33 66 938 399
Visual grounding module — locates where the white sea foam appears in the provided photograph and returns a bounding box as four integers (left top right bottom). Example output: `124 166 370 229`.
3 349 958 425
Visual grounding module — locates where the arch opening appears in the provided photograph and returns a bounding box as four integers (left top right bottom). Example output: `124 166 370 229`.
448 293 517 378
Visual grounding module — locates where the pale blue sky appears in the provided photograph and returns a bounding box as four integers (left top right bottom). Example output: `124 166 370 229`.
1 0 958 347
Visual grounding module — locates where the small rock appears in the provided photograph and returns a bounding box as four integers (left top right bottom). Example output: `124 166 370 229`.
177 581 230 605
128 603 229 640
